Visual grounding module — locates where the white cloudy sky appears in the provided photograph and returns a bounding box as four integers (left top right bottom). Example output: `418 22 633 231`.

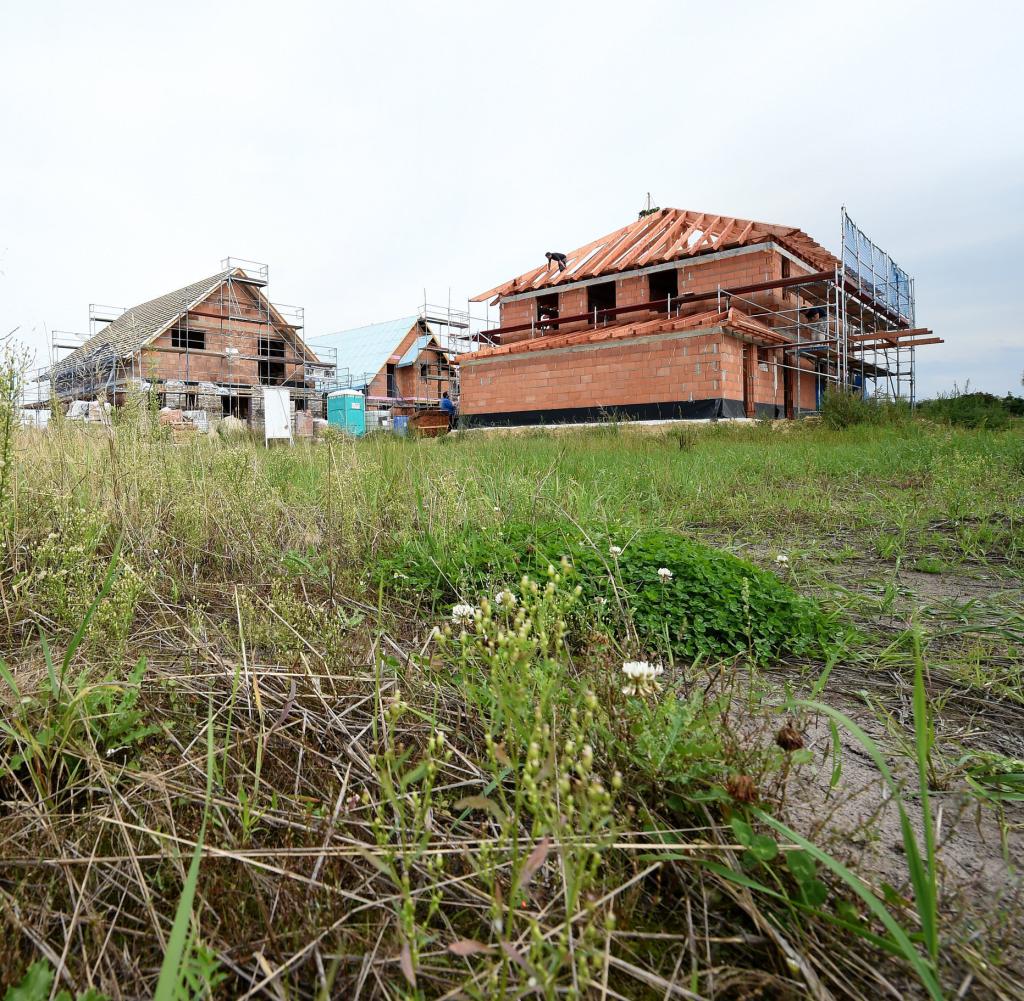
2 0 1022 397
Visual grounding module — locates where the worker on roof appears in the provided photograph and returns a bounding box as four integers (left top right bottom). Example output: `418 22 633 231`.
545 251 568 273
440 390 456 430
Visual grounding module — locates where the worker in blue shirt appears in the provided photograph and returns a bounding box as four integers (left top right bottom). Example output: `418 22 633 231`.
440 391 456 430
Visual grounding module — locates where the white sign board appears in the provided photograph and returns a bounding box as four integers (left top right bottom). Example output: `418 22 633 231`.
263 387 292 444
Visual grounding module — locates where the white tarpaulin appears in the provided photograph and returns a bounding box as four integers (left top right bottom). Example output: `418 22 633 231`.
263 387 292 444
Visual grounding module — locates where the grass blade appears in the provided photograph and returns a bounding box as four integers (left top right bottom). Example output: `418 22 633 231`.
153 699 216 1000
753 809 944 1000
798 696 937 953
911 631 939 961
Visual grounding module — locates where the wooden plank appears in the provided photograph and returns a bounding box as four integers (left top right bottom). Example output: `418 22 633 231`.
847 327 932 342
636 209 691 266
854 336 942 350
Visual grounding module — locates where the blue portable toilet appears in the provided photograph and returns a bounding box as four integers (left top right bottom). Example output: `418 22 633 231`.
327 389 366 436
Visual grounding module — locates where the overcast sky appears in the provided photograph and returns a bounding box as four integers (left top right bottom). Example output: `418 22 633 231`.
2 0 1022 398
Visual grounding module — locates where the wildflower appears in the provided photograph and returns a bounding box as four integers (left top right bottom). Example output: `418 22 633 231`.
493 505 500 513
451 603 476 626
594 596 608 607
775 554 789 565
657 567 673 581
609 545 623 557
494 589 517 608
620 660 664 696
430 625 443 641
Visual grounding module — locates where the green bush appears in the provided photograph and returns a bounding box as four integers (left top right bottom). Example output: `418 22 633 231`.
379 522 840 661
820 389 910 429
916 389 1018 429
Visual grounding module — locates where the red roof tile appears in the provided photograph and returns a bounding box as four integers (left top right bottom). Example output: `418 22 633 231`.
471 208 839 302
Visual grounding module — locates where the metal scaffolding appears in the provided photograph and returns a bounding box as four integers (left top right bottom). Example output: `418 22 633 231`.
25 258 323 425
322 297 499 412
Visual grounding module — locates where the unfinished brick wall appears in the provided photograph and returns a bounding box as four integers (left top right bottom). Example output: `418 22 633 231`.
141 282 310 385
498 298 534 331
461 325 821 423
480 246 827 421
394 346 451 401
134 280 317 425
461 330 747 418
498 246 797 339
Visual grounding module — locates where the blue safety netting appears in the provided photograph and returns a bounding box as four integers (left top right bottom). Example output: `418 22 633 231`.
842 211 913 324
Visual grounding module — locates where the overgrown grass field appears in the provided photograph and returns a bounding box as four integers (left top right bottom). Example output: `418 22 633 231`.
2 403 1023 999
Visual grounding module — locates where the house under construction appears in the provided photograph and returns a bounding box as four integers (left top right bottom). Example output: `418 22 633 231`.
310 302 491 428
38 259 329 429
459 208 940 426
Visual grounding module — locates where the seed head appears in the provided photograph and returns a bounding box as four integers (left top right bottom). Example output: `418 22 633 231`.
776 723 805 752
726 774 757 804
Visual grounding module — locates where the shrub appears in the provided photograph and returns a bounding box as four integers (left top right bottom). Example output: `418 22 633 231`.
916 389 1017 429
820 388 910 429
379 522 840 661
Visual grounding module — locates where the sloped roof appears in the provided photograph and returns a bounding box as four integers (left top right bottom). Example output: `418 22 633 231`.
458 306 788 363
472 208 840 302
397 333 441 367
51 271 232 379
309 316 419 386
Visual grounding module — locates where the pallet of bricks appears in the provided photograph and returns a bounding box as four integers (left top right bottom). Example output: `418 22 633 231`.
158 408 209 442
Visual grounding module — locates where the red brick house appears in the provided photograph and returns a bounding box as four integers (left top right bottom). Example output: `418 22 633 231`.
49 261 321 426
460 208 926 425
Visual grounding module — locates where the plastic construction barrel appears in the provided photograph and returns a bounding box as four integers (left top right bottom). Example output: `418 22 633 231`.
326 390 366 436
392 415 409 435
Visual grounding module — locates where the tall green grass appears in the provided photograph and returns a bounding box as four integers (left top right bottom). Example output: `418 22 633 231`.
1 406 1021 997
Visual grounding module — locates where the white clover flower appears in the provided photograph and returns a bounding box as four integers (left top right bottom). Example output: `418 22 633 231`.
621 660 664 696
609 545 623 557
451 603 476 626
494 589 517 608
657 567 673 581
775 554 790 565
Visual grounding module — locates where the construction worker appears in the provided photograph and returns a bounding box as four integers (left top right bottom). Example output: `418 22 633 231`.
440 390 456 430
545 251 568 273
